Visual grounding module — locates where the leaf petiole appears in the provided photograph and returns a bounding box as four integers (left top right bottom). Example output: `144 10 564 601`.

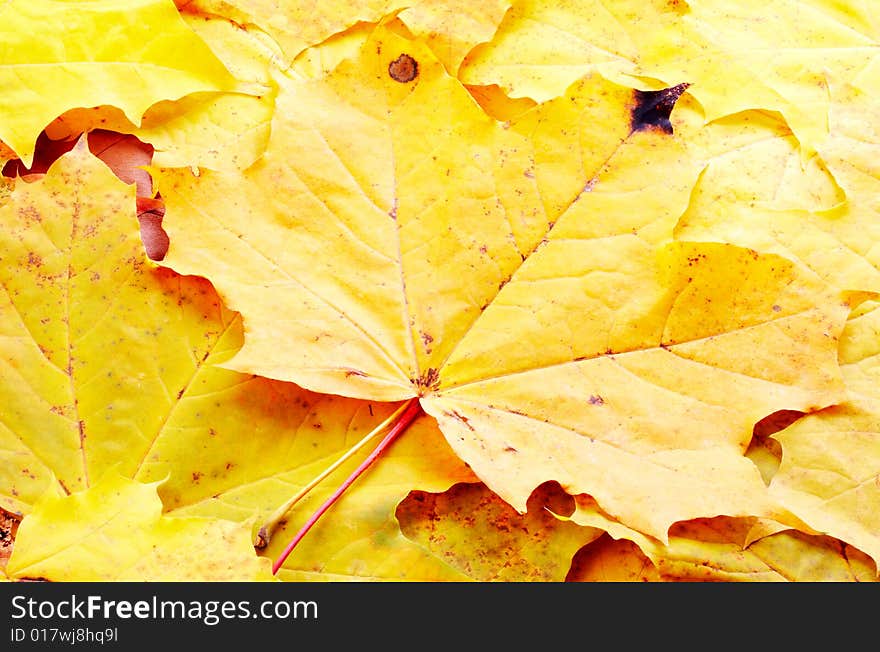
270 397 423 574
255 398 417 550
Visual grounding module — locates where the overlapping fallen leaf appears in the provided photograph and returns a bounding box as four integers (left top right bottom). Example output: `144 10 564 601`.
0 0 239 168
1 0 878 581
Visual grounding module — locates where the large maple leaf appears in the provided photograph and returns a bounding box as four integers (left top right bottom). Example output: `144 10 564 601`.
3 0 877 583
41 12 279 174
153 24 854 544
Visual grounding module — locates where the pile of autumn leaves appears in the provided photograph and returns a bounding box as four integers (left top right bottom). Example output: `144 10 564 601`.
1 0 878 582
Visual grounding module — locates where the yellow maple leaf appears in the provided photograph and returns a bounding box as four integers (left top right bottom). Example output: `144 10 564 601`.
44 13 279 173
0 0 239 168
154 25 853 544
6 472 276 581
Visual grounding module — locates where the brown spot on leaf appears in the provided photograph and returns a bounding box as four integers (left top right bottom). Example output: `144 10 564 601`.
445 410 475 431
588 394 604 405
389 53 419 83
191 471 203 483
631 83 690 134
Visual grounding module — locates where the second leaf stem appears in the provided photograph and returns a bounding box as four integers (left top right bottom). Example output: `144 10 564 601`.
255 399 415 549
271 397 423 574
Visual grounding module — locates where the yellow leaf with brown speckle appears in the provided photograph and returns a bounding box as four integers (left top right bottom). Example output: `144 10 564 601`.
155 23 853 546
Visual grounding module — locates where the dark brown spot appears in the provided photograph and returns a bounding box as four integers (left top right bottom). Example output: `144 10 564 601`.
588 394 604 405
772 304 782 312
389 54 419 83
631 83 690 134
445 410 475 431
